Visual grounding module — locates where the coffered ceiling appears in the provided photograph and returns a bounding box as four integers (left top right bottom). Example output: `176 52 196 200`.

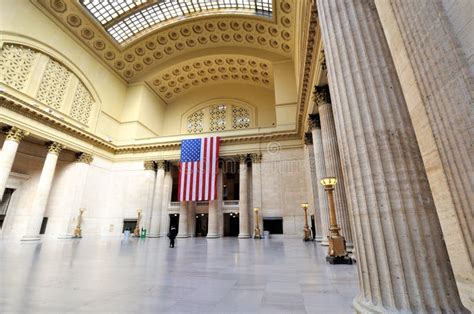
35 0 295 84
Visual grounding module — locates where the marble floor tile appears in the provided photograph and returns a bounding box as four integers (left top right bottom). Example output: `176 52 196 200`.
0 237 358 313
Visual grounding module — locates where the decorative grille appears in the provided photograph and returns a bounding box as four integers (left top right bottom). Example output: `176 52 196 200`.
37 59 71 110
232 105 250 129
70 82 94 125
186 109 204 133
0 44 37 91
209 104 227 131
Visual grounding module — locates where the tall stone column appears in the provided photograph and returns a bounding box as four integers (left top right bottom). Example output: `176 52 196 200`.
317 0 466 312
316 86 353 250
304 133 323 241
309 115 330 245
0 127 29 200
159 166 172 237
58 152 93 238
177 201 189 238
22 142 64 241
238 154 250 239
188 201 196 237
217 168 224 237
148 160 165 237
250 153 263 235
207 167 221 238
143 160 156 232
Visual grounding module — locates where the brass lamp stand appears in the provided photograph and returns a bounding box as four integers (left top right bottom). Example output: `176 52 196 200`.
301 203 312 241
320 177 352 264
133 209 142 237
73 208 85 238
253 207 262 239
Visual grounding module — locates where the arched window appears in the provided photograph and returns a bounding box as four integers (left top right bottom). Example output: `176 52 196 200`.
184 101 254 134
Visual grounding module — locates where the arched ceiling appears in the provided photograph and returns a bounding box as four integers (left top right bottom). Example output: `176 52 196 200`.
147 54 273 102
36 0 296 82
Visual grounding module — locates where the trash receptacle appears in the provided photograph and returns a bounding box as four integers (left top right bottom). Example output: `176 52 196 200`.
264 231 270 239
140 228 147 238
124 229 130 240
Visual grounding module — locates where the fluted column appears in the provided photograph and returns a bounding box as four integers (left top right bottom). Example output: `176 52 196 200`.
0 127 29 200
148 161 165 237
250 153 264 235
238 154 250 239
317 0 466 312
188 201 196 237
22 142 64 241
177 201 189 238
143 160 156 232
207 167 221 238
316 86 353 250
58 153 93 238
304 133 323 241
309 115 330 245
159 166 172 237
217 169 224 237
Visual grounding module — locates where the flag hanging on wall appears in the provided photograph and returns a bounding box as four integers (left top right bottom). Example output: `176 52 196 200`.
178 136 220 202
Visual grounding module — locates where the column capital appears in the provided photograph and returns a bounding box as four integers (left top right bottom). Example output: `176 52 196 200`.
238 154 248 163
304 132 313 145
5 127 29 143
155 160 166 170
308 114 321 129
319 50 327 71
249 152 262 163
313 85 331 107
76 152 93 164
47 142 64 155
144 160 155 171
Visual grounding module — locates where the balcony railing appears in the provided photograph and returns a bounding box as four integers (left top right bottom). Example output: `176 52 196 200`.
167 200 239 211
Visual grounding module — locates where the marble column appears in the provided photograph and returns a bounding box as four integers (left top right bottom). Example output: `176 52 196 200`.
148 161 165 237
250 153 263 236
207 168 221 238
0 127 29 201
188 201 196 237
218 168 224 237
159 166 172 237
177 201 188 238
309 115 330 245
317 0 466 312
143 160 156 232
238 154 250 239
22 142 64 241
58 152 93 238
316 86 353 250
304 133 323 241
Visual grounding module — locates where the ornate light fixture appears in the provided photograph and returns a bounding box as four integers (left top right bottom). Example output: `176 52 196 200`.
300 203 312 241
320 177 352 264
253 207 262 239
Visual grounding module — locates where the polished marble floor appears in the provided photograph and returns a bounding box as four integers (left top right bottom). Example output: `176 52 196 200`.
0 237 358 313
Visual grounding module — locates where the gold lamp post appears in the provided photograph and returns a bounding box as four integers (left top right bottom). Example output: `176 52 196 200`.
73 208 85 238
133 209 142 237
301 203 312 241
253 207 262 239
320 177 352 264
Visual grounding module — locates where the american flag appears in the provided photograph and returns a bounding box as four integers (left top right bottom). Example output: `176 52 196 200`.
178 136 220 201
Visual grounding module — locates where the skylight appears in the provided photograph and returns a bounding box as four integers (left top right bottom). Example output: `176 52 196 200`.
81 0 273 44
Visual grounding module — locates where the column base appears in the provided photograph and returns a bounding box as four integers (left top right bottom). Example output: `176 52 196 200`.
177 234 190 238
353 296 386 314
326 255 353 265
315 235 323 242
21 236 41 242
57 234 73 239
238 234 250 239
321 239 329 246
147 234 160 238
206 234 220 239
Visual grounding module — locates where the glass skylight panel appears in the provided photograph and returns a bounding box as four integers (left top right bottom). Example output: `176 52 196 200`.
81 0 273 44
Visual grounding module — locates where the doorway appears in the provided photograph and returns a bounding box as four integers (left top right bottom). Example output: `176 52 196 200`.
195 213 208 237
122 219 137 233
0 188 14 229
169 214 179 233
311 215 316 240
223 213 239 236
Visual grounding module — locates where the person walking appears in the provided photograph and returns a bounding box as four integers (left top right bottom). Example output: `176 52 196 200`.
168 226 178 248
